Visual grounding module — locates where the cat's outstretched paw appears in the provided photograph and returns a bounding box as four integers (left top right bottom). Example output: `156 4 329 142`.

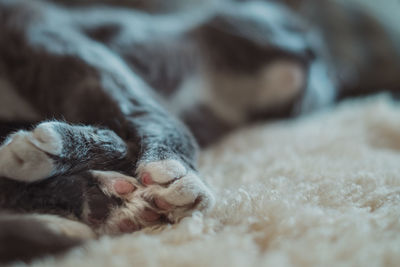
137 159 215 223
0 121 127 182
0 122 63 182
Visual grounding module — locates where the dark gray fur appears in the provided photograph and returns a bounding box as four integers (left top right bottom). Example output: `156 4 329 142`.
0 214 82 263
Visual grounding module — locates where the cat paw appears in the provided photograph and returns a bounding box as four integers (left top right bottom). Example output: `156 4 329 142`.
88 170 167 234
0 121 127 182
87 165 215 235
88 165 214 237
0 122 63 181
137 159 215 223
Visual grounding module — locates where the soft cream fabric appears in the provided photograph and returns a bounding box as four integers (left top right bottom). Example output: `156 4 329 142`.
29 95 400 267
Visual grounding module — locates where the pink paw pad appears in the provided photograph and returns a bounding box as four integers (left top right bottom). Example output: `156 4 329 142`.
141 209 161 222
154 198 172 210
141 172 154 185
113 179 136 195
118 219 139 233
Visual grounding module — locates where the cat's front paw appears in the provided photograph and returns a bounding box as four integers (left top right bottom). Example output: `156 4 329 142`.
137 160 215 223
0 122 63 181
0 121 127 182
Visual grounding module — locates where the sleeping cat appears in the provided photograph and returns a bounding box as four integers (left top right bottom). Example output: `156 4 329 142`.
0 0 399 263
0 0 319 234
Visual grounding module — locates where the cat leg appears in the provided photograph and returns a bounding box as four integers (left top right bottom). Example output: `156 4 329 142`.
0 112 214 225
0 213 90 264
0 121 128 182
1 0 214 223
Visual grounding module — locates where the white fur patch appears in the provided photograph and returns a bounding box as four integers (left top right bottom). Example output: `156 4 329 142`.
30 122 64 155
256 60 305 109
194 60 306 125
137 160 215 222
137 159 187 184
168 75 209 116
0 122 62 181
159 171 215 215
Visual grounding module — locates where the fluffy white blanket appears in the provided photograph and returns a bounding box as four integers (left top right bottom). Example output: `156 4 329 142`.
29 95 400 267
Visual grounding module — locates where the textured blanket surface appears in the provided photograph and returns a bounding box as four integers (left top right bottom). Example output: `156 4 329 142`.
25 95 400 267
